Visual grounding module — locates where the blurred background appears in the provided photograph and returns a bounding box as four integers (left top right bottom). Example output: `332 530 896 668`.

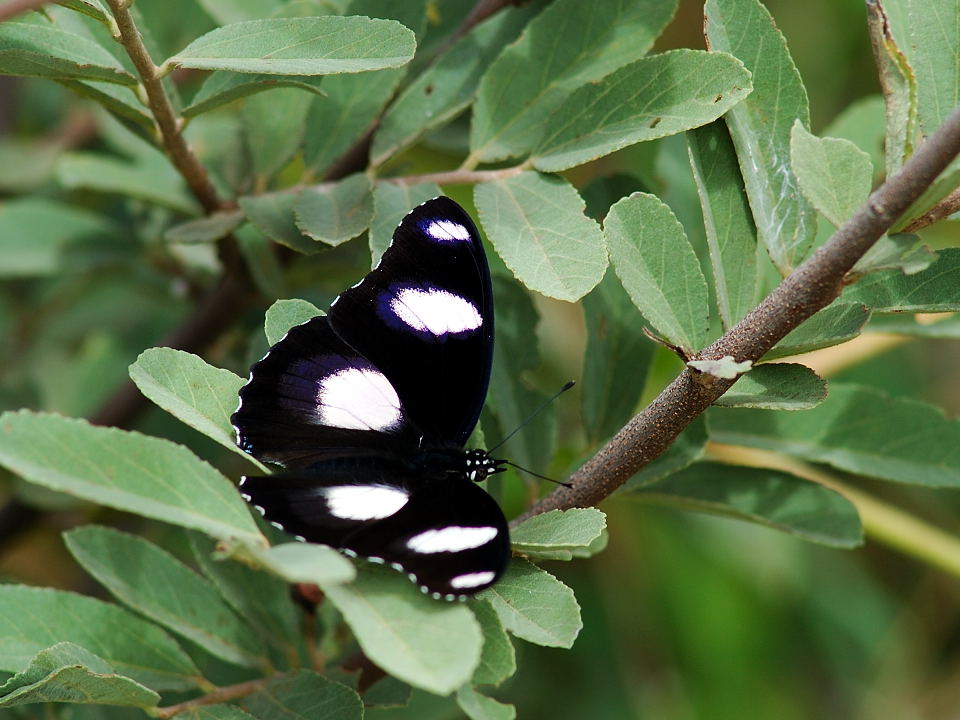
2 1 960 718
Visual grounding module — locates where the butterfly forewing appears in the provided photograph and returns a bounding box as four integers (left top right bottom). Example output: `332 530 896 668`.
328 197 494 446
232 197 509 598
233 315 419 468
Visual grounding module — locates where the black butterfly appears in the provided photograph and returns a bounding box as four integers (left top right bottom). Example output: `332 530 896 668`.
232 196 510 600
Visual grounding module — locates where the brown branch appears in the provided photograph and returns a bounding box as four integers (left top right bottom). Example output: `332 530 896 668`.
515 101 960 522
384 164 528 186
105 0 225 213
0 0 48 21
154 676 274 719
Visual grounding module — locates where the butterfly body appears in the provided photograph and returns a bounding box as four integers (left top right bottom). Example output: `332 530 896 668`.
232 197 510 599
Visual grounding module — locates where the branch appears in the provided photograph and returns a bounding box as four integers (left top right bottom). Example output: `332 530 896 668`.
0 0 48 22
515 102 960 522
432 0 516 59
901 185 960 232
105 0 225 213
154 677 273 719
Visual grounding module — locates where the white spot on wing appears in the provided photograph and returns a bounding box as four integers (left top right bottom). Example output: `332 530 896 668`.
325 485 409 520
449 571 496 589
390 288 482 336
406 526 498 554
317 368 402 431
425 219 471 242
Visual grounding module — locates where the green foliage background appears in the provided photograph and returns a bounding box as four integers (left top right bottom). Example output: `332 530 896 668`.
0 0 960 718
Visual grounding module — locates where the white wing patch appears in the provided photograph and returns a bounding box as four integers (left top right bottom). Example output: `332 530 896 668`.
324 485 409 520
449 571 496 589
406 526 499 554
390 288 482 336
425 219 471 242
317 367 402 431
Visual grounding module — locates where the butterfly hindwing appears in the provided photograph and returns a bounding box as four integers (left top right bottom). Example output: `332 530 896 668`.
328 197 494 446
240 463 509 597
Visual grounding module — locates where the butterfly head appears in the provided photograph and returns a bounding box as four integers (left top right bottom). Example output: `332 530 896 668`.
463 448 505 483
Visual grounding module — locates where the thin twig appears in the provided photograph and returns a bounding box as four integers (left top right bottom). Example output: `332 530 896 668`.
0 0 48 22
154 677 274 718
384 164 528 186
901 185 960 232
432 0 516 60
515 102 960 522
105 0 225 213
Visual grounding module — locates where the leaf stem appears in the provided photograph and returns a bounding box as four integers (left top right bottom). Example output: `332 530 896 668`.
516 101 960 521
153 676 275 718
104 0 225 213
383 164 528 186
707 444 960 579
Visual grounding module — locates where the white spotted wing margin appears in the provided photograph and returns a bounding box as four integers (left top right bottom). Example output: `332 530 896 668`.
231 197 509 599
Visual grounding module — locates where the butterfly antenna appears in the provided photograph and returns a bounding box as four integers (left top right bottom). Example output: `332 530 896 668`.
504 460 572 488
488 380 576 453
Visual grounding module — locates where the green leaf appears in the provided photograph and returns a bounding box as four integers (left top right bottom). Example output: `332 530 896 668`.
623 416 708 489
469 0 677 163
853 233 934 277
0 22 135 85
369 182 442 266
303 68 404 175
238 541 357 587
469 600 515 687
0 198 122 277
897 0 959 136
57 152 200 215
168 17 416 75
474 173 606 302
323 564 483 695
0 411 263 544
239 191 321 254
62 80 154 138
687 120 761 329
295 174 373 246
484 277 555 474
129 348 265 469
713 363 827 410
198 0 284 24
581 269 655 445
632 462 863 548
479 559 581 648
189 534 301 655
370 5 538 167
705 0 816 273
844 248 960 311
64 526 266 668
242 87 313 180
865 2 916 175
55 0 110 23
605 192 710 353
510 509 607 561
0 586 200 691
456 685 516 720
710 383 960 487
533 50 752 171
237 224 288 298
765 302 870 359
264 298 324 346
165 210 246 244
242 670 362 720
790 122 873 228
185 71 325 117
0 642 160 709
824 94 887 178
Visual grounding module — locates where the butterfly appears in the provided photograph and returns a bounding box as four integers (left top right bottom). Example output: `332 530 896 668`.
232 196 510 600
